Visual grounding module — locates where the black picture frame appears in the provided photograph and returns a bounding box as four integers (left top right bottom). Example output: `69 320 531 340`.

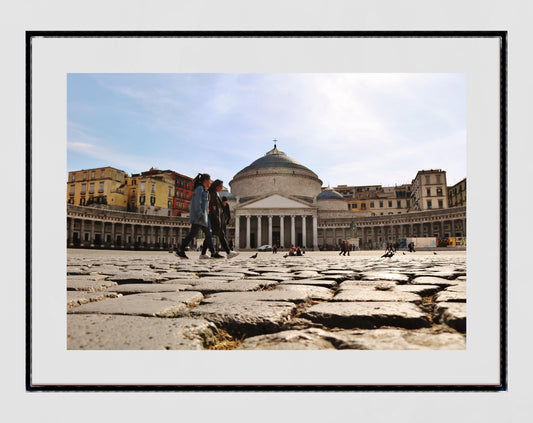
26 30 507 392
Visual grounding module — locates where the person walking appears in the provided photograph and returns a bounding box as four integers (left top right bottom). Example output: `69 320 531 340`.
175 173 219 259
221 196 231 238
344 240 351 256
199 179 238 259
339 240 346 256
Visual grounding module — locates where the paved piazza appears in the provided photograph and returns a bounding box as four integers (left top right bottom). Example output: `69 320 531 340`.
67 249 466 350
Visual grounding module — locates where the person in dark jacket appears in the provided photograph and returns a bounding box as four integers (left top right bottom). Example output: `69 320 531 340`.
200 180 238 259
339 240 346 255
221 196 231 238
176 173 218 259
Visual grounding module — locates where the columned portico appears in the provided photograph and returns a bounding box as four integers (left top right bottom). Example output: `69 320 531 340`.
233 213 318 251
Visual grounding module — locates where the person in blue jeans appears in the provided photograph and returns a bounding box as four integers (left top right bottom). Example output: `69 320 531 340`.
176 173 221 259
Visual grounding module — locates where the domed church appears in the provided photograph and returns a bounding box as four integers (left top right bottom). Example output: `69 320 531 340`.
227 142 348 250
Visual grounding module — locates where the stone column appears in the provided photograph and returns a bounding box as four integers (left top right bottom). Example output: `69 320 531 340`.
312 215 318 250
111 222 115 247
268 216 273 246
130 224 135 248
451 220 456 238
80 219 85 246
68 218 74 246
280 216 285 248
302 216 307 248
290 215 295 247
235 216 240 251
257 215 262 247
246 215 251 249
90 220 95 247
121 223 125 248
440 221 445 238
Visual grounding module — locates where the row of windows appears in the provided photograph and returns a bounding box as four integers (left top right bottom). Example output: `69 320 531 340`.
427 199 445 209
70 170 122 182
70 183 104 195
426 187 444 196
425 174 443 184
69 196 108 206
128 178 191 191
348 200 411 210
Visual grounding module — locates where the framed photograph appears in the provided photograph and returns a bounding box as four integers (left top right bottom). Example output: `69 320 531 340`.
27 31 506 390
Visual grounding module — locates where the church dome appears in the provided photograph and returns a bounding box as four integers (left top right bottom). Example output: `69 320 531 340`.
317 188 345 201
234 145 317 177
229 143 322 202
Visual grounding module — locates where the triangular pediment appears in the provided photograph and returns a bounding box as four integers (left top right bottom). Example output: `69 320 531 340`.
240 194 313 209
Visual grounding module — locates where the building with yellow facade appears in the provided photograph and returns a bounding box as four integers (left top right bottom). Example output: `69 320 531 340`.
448 178 467 208
126 169 175 216
67 167 128 210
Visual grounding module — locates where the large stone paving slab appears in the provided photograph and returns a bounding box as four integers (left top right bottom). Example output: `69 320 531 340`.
411 276 455 286
68 291 204 317
245 274 295 281
189 301 297 337
300 301 431 329
238 326 465 350
434 303 466 333
87 265 126 276
67 315 217 350
106 283 193 294
274 284 335 301
332 286 422 303
67 276 118 292
360 272 410 283
67 266 91 275
237 328 337 350
433 286 467 302
67 291 121 308
280 279 338 288
201 291 307 303
326 327 466 350
201 285 332 303
179 280 268 293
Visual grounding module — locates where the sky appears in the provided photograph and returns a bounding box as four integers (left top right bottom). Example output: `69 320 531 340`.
67 73 466 188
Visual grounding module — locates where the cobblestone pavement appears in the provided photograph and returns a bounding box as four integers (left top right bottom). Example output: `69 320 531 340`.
67 249 466 350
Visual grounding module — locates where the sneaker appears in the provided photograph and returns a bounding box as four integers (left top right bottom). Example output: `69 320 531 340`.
227 251 239 259
199 254 210 260
211 253 224 259
175 250 188 259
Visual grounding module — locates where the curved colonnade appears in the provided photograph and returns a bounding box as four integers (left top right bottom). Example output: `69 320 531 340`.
67 204 466 251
